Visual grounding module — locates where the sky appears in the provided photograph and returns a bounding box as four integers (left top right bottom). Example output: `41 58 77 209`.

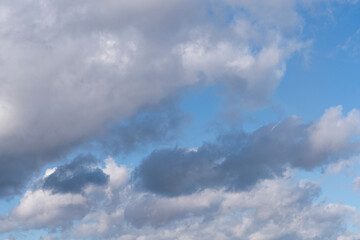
1 0 360 239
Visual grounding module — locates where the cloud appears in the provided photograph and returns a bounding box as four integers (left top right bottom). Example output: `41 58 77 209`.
1 157 358 239
0 1 359 239
124 189 223 228
325 155 360 174
42 154 109 194
338 29 360 57
0 157 129 233
338 234 360 240
94 177 357 240
0 0 308 197
0 190 89 231
308 106 360 153
352 176 360 191
2 106 358 236
0 152 66 197
135 106 360 196
98 97 190 155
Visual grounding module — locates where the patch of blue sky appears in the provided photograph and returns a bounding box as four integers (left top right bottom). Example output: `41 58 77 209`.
0 198 19 216
276 2 360 122
296 166 356 204
273 3 360 231
58 85 222 169
179 84 221 147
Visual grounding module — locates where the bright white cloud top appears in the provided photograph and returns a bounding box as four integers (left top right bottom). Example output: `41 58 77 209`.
1 0 360 239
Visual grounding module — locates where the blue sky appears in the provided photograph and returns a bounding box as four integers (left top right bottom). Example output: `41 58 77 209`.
1 1 360 239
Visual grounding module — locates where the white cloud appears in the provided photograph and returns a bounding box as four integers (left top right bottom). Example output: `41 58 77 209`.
1 158 358 239
103 157 129 190
43 167 57 179
325 155 360 174
0 190 88 231
309 106 360 153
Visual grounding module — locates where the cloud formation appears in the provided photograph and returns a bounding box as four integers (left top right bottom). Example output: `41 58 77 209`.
1 160 358 240
135 106 360 196
0 190 88 231
42 154 109 194
0 0 307 197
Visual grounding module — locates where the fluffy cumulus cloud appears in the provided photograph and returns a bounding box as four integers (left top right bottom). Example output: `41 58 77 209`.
1 159 359 240
0 0 309 196
0 189 88 232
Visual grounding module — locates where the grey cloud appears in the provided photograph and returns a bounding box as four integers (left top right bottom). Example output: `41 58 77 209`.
0 155 40 197
0 0 307 196
134 117 301 196
124 190 222 228
120 180 352 240
42 154 109 194
74 177 355 240
134 146 224 196
0 147 71 197
135 108 360 196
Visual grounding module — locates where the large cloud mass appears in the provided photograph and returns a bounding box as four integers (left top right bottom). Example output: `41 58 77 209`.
0 0 307 196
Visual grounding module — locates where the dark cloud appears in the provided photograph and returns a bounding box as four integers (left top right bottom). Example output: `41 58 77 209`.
0 155 39 197
42 154 109 194
134 145 223 196
0 146 72 197
135 115 360 196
